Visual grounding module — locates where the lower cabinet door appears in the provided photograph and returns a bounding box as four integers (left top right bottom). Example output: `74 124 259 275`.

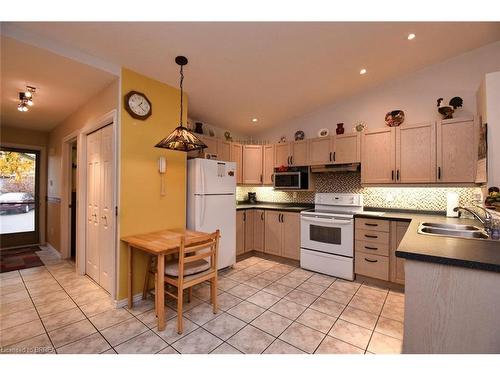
390 221 410 284
281 212 300 260
236 210 245 256
253 210 265 252
244 210 254 252
264 211 282 256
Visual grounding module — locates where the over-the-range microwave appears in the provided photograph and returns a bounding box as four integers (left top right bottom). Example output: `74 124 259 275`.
273 167 310 190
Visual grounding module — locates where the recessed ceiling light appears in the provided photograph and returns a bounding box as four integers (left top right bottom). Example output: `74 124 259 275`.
359 68 367 75
407 33 416 40
252 118 258 123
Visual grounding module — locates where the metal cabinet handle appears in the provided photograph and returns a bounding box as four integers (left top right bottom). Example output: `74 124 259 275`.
396 169 400 181
391 170 395 181
260 174 263 183
364 246 378 250
329 152 332 162
243 212 246 221
365 223 378 227
333 152 336 162
438 166 441 180
290 156 293 165
261 212 264 220
365 234 378 239
364 258 378 263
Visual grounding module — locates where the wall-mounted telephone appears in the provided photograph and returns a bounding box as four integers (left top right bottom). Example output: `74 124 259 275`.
159 156 166 196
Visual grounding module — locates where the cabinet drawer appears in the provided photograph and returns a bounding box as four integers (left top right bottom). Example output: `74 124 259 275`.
355 229 390 245
355 252 389 281
355 218 390 232
355 240 389 256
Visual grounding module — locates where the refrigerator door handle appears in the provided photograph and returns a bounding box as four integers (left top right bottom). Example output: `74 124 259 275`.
199 195 206 227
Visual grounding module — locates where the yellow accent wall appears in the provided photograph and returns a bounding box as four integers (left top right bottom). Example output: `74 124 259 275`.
118 68 187 299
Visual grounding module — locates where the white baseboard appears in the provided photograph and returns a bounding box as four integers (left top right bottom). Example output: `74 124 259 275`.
115 292 144 308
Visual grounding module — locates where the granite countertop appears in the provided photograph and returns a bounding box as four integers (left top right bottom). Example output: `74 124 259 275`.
356 209 500 273
236 201 314 212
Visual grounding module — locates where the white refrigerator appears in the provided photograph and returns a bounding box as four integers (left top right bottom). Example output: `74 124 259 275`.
187 158 236 270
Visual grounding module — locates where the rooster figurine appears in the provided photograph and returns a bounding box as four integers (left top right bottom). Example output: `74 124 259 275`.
437 97 463 119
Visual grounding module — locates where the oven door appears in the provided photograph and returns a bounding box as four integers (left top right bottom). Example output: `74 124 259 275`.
273 172 301 189
300 213 354 257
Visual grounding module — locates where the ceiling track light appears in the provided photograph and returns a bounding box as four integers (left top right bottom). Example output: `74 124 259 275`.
18 86 36 112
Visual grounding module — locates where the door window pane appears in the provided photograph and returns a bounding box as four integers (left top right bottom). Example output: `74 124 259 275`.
0 150 37 234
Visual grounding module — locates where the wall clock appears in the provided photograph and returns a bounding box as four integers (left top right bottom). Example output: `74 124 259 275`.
124 90 152 120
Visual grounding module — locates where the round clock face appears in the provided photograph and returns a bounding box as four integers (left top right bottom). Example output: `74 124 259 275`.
125 91 152 120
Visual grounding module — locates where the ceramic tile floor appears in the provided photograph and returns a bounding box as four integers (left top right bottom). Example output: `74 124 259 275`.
0 248 404 354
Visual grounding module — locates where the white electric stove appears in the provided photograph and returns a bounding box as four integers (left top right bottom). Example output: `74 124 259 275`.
300 193 363 280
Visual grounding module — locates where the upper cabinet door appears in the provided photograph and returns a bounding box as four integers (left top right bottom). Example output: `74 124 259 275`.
308 137 332 165
333 133 360 164
437 118 476 183
290 140 309 166
275 143 290 167
217 139 231 161
361 128 396 184
230 143 243 184
396 122 436 183
263 144 275 185
242 145 263 184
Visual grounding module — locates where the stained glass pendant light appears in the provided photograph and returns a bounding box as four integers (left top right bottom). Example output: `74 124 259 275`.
155 56 207 151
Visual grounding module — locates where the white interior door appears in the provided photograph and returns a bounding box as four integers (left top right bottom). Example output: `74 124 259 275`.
85 131 100 283
85 124 115 293
98 125 114 292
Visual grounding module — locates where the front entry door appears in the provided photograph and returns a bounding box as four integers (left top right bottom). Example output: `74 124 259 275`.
85 125 114 293
0 147 40 248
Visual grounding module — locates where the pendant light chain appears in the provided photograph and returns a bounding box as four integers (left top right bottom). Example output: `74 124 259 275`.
179 64 184 126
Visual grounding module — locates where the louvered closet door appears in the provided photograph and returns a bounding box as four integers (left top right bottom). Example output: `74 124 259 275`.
85 130 101 283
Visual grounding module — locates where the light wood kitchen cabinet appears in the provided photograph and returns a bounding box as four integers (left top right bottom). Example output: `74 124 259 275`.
281 212 300 260
390 221 410 285
396 122 436 183
334 133 361 164
275 143 290 167
290 140 309 166
217 139 231 161
437 118 476 183
355 218 390 281
264 211 282 256
308 137 333 165
198 135 218 155
244 210 254 252
242 145 263 184
263 145 275 185
264 211 300 259
236 210 245 256
361 128 396 184
253 209 265 252
230 143 243 184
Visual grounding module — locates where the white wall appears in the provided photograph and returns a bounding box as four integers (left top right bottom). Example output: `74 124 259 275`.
257 41 500 142
485 71 500 188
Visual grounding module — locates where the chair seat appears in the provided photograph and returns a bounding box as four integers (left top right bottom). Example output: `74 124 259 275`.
164 259 210 277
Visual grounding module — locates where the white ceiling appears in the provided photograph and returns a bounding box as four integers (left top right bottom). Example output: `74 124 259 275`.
4 22 500 134
1 36 117 131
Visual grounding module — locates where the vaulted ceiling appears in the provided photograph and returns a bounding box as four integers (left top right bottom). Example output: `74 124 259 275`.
4 22 500 134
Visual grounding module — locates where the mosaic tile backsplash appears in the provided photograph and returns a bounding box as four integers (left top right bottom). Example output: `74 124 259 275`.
237 172 482 211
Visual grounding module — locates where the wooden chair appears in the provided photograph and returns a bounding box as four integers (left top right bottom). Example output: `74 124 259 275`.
145 230 220 334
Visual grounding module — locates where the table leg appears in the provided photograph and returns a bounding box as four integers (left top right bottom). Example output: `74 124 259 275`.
157 254 165 331
128 245 133 309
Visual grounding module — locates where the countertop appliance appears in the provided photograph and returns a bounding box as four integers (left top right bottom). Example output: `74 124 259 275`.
248 192 257 204
273 167 310 190
300 193 363 280
187 158 236 269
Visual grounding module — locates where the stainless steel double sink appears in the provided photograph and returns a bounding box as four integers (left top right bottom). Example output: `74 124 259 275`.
417 222 490 240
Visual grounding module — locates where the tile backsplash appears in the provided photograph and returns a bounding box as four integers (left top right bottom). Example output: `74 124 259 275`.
237 172 482 211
